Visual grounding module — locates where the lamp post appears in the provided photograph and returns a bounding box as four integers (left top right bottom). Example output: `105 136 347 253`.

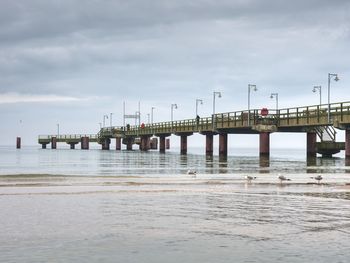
270 93 279 111
248 84 257 126
213 91 222 130
171 103 178 122
147 113 150 124
57 123 60 138
196 99 203 117
312 85 322 106
110 113 113 127
103 114 108 128
327 73 339 123
171 103 177 131
99 122 102 129
151 107 155 124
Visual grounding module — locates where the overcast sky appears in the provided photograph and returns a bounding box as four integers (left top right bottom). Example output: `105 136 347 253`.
0 0 349 148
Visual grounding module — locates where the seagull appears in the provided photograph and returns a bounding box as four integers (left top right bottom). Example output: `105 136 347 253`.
187 170 197 177
310 175 323 184
245 175 257 183
278 174 291 183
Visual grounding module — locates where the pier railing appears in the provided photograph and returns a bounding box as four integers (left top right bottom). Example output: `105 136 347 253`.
38 101 350 142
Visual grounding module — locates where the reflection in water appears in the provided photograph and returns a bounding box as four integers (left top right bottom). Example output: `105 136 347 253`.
346 158 350 173
306 157 317 173
259 155 270 168
218 156 228 174
2 146 350 176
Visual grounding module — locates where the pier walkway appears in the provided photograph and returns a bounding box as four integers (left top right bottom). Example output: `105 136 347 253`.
38 101 350 159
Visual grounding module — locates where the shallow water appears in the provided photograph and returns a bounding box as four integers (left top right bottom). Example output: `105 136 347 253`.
1 146 350 262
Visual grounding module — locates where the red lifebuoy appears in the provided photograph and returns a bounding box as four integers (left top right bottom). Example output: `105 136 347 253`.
260 108 269 116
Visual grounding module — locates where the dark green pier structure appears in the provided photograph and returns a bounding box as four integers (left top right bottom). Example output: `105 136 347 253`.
39 101 350 163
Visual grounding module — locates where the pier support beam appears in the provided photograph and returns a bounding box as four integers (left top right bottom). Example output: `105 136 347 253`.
81 137 89 150
16 137 21 149
180 135 187 155
116 138 121 150
51 137 57 149
150 137 158 150
159 136 166 153
306 132 317 158
101 138 111 150
259 132 270 157
346 130 350 159
123 138 133 151
41 143 47 149
159 134 171 153
68 142 78 149
206 134 214 155
140 136 150 151
219 133 228 157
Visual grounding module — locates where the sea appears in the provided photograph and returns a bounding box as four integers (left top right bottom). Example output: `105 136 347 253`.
1 145 350 263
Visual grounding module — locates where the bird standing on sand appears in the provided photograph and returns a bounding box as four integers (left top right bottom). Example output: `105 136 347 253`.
310 175 323 184
187 170 197 177
278 174 291 183
245 175 257 183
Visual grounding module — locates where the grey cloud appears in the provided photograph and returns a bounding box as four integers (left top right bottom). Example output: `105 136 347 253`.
0 0 350 144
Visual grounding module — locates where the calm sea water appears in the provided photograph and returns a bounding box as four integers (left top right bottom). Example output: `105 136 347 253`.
1 146 350 262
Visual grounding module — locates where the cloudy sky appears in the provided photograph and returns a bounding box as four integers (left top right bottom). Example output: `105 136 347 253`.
0 0 349 148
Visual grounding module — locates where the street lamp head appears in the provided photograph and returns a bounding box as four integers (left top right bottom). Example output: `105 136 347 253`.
312 88 316 93
172 103 178 109
270 94 274 99
249 84 257 92
334 75 340 81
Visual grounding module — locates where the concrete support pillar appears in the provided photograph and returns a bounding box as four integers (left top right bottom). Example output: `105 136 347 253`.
102 138 111 150
306 132 317 158
140 136 150 151
70 143 75 149
181 135 187 155
116 138 121 151
159 136 166 153
41 144 47 149
219 133 228 157
259 132 270 157
150 137 158 150
81 137 89 150
166 139 170 149
346 130 350 158
206 134 214 155
51 137 57 149
126 140 133 150
16 137 21 149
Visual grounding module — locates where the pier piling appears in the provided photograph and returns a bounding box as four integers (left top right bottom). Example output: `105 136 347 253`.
346 130 350 159
205 133 214 156
116 138 121 150
81 137 89 150
259 132 270 157
219 133 228 157
51 137 57 149
306 132 317 158
16 137 21 149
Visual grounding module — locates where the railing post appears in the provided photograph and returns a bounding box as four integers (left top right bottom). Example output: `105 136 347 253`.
296 108 299 124
234 112 237 127
341 103 343 122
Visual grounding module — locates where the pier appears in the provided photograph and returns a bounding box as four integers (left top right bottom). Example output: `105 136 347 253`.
38 101 350 161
